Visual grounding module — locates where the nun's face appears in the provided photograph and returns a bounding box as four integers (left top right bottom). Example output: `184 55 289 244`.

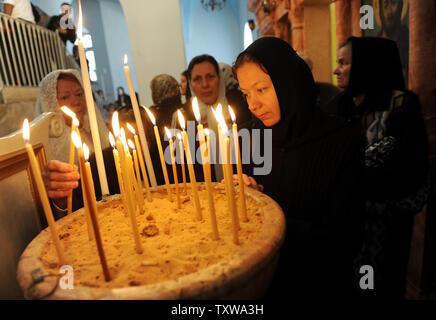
57 78 86 127
237 62 280 127
334 44 352 90
190 61 220 105
179 74 188 96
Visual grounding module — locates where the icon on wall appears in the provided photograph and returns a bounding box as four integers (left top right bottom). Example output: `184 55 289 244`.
362 0 409 81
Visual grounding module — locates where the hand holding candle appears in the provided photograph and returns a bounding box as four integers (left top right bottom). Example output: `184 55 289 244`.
23 119 67 265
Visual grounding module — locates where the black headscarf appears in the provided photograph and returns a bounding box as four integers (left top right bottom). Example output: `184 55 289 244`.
332 37 406 118
347 36 405 97
239 37 342 149
236 38 365 297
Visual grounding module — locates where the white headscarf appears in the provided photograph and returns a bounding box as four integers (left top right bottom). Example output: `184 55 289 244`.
188 64 232 182
34 69 110 164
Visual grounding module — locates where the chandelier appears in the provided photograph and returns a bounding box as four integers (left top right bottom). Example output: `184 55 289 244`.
201 0 226 12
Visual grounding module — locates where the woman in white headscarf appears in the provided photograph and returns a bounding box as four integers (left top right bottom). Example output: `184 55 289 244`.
35 69 119 213
185 55 251 182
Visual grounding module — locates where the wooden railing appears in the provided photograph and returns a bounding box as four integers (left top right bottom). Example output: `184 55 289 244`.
0 12 68 87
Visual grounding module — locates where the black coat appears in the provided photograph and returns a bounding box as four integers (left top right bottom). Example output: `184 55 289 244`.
238 37 365 298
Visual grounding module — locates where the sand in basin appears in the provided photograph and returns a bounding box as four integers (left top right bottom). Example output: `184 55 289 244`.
40 186 264 289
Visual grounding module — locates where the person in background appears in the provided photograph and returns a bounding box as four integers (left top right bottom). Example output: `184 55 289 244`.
47 2 77 45
187 54 251 182
179 70 192 104
2 0 35 23
326 36 430 299
116 86 133 109
34 69 119 215
233 37 365 299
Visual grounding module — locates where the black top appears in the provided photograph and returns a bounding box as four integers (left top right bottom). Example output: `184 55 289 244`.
238 37 365 297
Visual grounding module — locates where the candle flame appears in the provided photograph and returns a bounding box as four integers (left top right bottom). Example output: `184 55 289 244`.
177 132 182 141
192 97 201 123
228 105 236 123
177 110 185 131
60 106 75 119
61 106 80 127
143 106 156 126
128 139 135 150
123 54 128 65
22 119 30 143
204 128 210 137
77 0 83 40
120 129 129 153
214 105 228 133
72 131 82 148
164 127 172 141
112 111 120 138
126 123 136 135
83 143 89 161
109 132 115 149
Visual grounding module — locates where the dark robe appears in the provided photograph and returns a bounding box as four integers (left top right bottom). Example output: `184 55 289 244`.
238 37 365 299
325 37 429 299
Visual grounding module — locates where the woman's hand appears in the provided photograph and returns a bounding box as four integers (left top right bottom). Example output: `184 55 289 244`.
42 160 80 208
222 174 264 192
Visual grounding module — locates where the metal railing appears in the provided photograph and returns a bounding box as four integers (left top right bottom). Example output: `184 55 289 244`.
0 12 67 88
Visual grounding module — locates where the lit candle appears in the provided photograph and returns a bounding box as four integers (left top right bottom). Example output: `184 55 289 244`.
177 133 187 196
60 106 79 215
82 143 96 241
77 0 109 196
120 130 144 254
128 139 145 213
123 54 157 187
126 123 152 202
72 131 111 281
192 99 219 240
178 110 202 221
144 106 173 202
22 119 66 265
213 108 239 244
204 128 212 185
113 113 143 254
228 106 248 222
109 132 128 218
165 127 181 209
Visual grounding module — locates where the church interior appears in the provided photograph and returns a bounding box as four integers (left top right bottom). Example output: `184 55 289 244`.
0 0 435 303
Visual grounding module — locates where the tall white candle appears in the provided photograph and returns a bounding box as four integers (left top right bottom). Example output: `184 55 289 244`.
123 54 157 187
77 2 109 196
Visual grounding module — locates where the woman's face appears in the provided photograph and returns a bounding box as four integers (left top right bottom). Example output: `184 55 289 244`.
190 61 220 105
236 62 281 127
333 44 352 90
57 78 86 127
179 74 188 96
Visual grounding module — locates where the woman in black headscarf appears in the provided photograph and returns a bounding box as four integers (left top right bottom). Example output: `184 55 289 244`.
233 37 365 299
327 37 429 299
